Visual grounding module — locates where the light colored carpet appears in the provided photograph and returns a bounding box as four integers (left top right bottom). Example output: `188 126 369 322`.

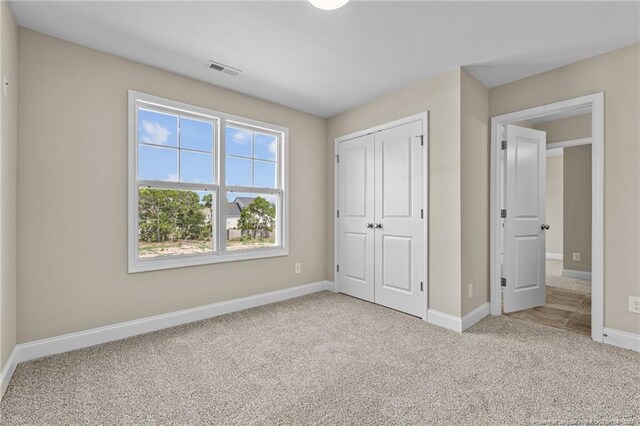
546 259 591 294
2 292 638 425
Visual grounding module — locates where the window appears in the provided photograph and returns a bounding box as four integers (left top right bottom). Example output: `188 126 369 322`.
129 91 288 272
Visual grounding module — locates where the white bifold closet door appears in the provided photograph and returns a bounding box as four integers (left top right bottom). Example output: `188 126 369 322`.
337 119 424 317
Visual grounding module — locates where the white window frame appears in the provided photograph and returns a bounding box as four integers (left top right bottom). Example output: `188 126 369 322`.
128 90 289 273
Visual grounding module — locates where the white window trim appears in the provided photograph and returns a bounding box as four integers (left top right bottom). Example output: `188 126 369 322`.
128 90 289 273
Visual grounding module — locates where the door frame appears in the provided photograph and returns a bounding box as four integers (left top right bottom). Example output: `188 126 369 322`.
333 112 429 320
490 93 604 342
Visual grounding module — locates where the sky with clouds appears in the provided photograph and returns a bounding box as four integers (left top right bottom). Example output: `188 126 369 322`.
137 108 278 193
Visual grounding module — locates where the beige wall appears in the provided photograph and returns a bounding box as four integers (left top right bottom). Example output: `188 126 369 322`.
534 113 591 144
490 44 640 335
564 145 592 272
327 69 463 317
327 69 490 318
10 26 639 348
1 0 18 377
545 155 563 256
536 114 592 263
18 29 328 343
460 70 489 316
534 113 592 271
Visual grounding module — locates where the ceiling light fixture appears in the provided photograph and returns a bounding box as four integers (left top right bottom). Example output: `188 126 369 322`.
308 0 350 11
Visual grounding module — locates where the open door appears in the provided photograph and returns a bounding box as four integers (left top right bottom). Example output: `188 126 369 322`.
503 124 547 313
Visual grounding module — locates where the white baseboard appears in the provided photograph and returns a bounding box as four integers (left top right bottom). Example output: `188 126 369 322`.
461 302 491 331
326 281 337 293
562 269 592 280
546 253 563 260
12 280 332 368
603 328 640 352
428 302 491 333
0 347 18 399
427 309 463 332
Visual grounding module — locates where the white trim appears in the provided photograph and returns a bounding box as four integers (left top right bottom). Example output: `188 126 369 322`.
334 112 427 144
546 253 563 260
0 347 17 399
490 92 604 343
131 247 290 273
333 112 429 321
128 90 290 273
603 328 640 352
427 309 463 332
546 137 592 150
461 303 491 331
426 303 490 333
562 269 592 281
546 147 563 157
326 281 337 293
528 104 591 124
11 281 331 365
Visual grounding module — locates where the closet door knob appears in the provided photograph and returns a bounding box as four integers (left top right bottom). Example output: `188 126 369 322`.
374 223 383 229
366 223 374 229
541 224 550 230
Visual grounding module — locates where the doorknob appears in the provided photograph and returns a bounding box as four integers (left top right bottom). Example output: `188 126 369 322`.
541 224 550 230
366 223 374 229
374 223 383 229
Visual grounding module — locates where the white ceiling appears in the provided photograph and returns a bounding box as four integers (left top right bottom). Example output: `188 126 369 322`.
9 1 640 118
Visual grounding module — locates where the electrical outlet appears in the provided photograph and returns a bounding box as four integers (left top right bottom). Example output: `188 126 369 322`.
629 296 640 314
573 252 581 262
295 263 301 274
468 283 473 298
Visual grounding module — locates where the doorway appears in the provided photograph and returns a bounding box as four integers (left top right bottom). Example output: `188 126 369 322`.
334 113 428 319
490 93 604 342
502 117 593 336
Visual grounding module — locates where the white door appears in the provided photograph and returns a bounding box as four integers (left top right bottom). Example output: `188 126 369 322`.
337 133 375 302
503 124 547 313
374 120 424 316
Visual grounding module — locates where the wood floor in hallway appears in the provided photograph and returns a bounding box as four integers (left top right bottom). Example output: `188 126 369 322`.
504 286 591 336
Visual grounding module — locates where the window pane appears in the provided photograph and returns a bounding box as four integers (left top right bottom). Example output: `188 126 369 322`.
254 160 277 188
180 151 213 184
138 108 178 147
138 145 178 181
226 126 252 157
226 192 278 251
138 188 215 258
226 156 252 186
254 132 277 161
180 117 213 152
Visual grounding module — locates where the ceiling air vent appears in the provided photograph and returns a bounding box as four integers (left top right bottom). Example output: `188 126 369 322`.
207 60 241 77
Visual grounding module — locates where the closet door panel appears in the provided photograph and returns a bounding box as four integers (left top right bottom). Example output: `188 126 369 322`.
336 134 375 302
374 120 424 316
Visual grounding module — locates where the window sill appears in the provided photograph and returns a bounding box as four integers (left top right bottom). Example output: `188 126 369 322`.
128 247 289 273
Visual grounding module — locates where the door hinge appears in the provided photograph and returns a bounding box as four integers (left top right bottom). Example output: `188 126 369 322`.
501 140 507 150
337 210 339 218
336 264 340 273
420 282 424 292
418 135 424 146
501 209 507 218
501 278 507 287
336 155 340 163
421 209 424 219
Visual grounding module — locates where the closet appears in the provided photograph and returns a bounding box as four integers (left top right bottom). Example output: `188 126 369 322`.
335 115 427 317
